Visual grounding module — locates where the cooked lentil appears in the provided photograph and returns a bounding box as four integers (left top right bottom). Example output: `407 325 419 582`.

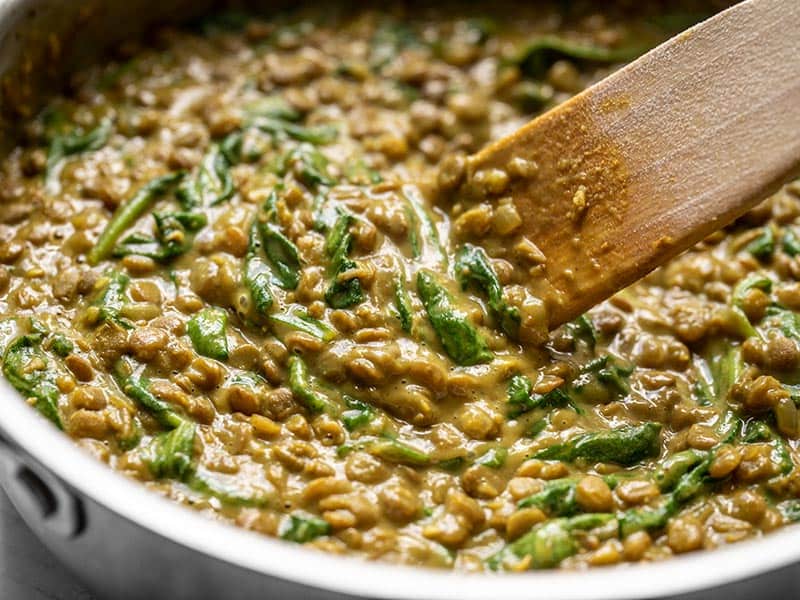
1 1 798 573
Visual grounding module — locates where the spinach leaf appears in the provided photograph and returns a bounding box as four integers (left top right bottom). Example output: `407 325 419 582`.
475 446 508 469
653 449 706 492
176 145 235 209
732 272 772 309
707 343 743 402
745 227 775 260
244 220 274 316
113 211 207 262
455 244 520 338
570 355 633 403
619 454 713 537
91 271 132 328
365 437 431 467
258 220 301 290
783 228 800 257
280 513 331 543
287 355 334 414
564 314 597 349
88 172 184 265
46 119 112 190
370 22 421 71
534 422 661 466
341 395 374 431
488 513 614 570
3 334 62 428
324 213 364 309
187 307 229 361
778 499 800 523
253 118 338 146
269 312 336 342
403 185 447 267
49 334 74 358
114 362 183 429
145 420 196 479
144 420 271 507
507 374 571 418
417 270 493 366
393 276 414 333
245 95 300 122
766 306 800 342
514 36 647 78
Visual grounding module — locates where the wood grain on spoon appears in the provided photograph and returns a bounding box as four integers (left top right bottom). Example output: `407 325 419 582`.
466 0 800 329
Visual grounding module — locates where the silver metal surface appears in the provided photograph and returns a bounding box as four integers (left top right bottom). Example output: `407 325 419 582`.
0 1 797 598
0 438 83 539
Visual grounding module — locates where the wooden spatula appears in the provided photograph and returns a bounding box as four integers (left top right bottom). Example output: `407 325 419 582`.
465 0 800 329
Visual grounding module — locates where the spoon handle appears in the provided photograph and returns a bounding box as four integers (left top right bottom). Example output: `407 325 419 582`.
470 0 800 327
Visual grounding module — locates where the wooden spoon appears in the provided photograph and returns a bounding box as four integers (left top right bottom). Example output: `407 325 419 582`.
465 0 800 329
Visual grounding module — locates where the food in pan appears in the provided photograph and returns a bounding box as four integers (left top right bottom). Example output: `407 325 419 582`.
1 1 799 571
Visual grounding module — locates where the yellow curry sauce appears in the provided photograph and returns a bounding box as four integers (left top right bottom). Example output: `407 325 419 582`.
1 1 799 571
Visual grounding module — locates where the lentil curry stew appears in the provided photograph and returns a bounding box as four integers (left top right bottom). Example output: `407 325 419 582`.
1 0 798 572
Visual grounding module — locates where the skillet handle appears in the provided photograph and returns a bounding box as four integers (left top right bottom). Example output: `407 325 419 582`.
0 435 84 538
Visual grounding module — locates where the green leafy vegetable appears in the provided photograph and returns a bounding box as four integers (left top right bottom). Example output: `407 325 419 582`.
455 244 520 338
244 220 274 316
507 374 570 418
534 422 661 466
618 502 674 538
258 220 302 290
280 512 331 543
341 395 374 431
187 307 229 361
745 227 775 259
417 270 493 366
565 315 597 349
269 312 336 341
253 118 338 146
344 159 383 185
653 449 706 491
91 271 132 328
778 499 800 522
88 172 184 265
783 228 800 257
527 418 548 438
145 420 196 479
488 513 614 570
403 185 447 267
393 276 413 333
287 355 334 414
3 334 62 428
570 355 633 404
245 95 300 122
113 211 207 262
708 344 743 403
114 364 183 429
742 419 772 443
619 454 713 537
188 470 271 507
49 334 74 358
145 420 269 506
176 145 234 209
46 120 112 190
475 447 508 469
324 212 364 309
766 306 800 342
519 478 578 516
513 36 648 78
370 22 421 70
732 273 772 310
366 437 431 467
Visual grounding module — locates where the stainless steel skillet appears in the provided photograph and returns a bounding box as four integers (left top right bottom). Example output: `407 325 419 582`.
0 2 799 598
